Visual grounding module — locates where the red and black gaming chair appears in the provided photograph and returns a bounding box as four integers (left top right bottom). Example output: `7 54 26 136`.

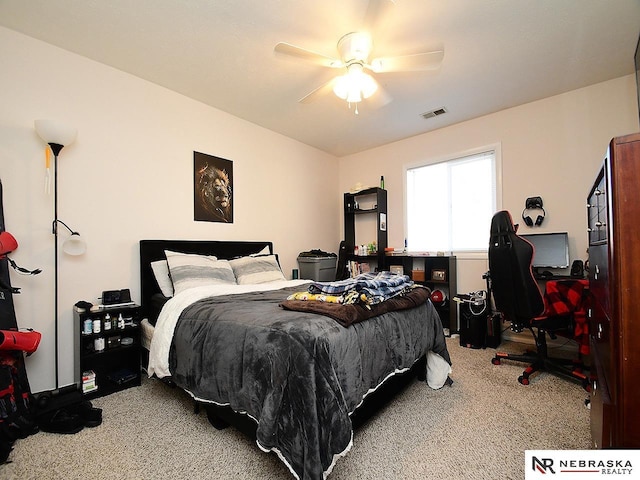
487 210 589 389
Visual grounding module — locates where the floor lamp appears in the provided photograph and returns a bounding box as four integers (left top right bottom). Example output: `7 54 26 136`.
34 119 86 392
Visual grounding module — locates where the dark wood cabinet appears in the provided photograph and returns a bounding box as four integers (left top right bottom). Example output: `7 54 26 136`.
344 187 388 273
384 254 457 334
73 304 142 399
587 133 640 449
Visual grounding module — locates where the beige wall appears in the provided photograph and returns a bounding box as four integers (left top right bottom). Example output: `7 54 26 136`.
2 24 639 393
0 27 339 392
338 75 639 293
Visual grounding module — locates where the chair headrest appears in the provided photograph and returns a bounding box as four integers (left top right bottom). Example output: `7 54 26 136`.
490 210 516 237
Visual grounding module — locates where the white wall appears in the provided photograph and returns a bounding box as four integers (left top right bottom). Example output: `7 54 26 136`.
338 75 639 293
0 27 339 393
3 24 639 393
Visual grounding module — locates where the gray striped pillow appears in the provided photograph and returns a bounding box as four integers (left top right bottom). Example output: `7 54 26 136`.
165 250 236 294
230 254 285 285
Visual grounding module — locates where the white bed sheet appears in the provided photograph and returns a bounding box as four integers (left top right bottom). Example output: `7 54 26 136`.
140 318 154 351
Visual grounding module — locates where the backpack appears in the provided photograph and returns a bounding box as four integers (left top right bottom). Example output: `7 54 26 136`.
0 351 38 463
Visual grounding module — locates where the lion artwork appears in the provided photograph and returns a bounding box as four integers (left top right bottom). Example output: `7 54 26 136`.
197 163 232 223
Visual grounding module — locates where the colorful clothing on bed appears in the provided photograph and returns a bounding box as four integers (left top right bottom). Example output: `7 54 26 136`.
286 291 343 303
308 272 414 306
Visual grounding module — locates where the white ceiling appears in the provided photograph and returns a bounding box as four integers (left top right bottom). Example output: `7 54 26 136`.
1 0 639 157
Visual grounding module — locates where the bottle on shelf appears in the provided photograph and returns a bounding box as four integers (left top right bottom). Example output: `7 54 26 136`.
380 176 385 189
103 313 112 332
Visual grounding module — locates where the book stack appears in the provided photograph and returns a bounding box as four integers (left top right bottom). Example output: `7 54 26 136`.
82 370 97 394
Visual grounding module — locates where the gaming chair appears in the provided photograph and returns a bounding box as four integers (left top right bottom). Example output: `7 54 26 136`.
488 210 589 389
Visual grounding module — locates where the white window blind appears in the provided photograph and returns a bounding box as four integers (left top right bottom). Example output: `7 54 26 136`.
406 149 498 253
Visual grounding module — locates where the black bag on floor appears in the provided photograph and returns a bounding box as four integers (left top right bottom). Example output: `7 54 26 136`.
0 351 38 463
34 386 102 434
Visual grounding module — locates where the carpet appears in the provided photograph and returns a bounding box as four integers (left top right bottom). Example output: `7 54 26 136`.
2 338 591 479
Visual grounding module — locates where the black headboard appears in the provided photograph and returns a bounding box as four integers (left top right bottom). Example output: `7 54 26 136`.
139 239 273 316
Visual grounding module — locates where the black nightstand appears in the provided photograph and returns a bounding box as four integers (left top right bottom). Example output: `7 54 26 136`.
73 304 142 399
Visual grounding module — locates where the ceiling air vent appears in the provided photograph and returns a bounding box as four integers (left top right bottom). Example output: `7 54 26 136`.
421 107 447 120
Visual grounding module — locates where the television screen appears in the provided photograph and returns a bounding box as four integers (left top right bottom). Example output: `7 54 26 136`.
520 232 570 269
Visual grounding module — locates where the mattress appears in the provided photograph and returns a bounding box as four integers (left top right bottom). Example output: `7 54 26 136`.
140 317 154 352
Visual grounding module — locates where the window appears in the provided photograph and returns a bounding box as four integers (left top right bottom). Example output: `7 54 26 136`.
405 146 500 253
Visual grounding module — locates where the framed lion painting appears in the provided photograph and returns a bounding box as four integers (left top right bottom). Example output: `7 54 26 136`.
193 151 233 223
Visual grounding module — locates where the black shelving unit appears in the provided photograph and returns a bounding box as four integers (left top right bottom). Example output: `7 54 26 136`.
73 304 142 399
344 187 388 273
383 254 457 334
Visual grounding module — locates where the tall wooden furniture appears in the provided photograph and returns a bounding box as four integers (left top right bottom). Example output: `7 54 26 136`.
587 133 640 449
344 187 388 273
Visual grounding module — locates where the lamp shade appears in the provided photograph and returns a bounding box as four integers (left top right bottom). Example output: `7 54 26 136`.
332 64 378 103
62 232 86 256
34 119 77 147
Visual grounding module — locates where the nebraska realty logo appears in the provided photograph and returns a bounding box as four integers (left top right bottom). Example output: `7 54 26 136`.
526 451 637 479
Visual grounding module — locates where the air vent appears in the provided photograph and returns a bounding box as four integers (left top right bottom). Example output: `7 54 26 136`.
421 107 447 119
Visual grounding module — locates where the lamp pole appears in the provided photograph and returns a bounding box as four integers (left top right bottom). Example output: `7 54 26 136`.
35 119 79 394
51 144 62 391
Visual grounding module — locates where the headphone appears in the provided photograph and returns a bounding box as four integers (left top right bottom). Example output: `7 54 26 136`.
522 196 545 227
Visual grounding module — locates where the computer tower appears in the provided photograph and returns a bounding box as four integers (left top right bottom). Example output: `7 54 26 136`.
459 298 488 349
458 290 502 349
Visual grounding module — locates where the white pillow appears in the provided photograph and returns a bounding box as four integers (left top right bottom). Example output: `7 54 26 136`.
164 250 236 294
151 260 174 297
250 245 271 256
229 254 286 285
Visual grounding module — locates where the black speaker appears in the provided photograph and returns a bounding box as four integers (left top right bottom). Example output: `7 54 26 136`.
570 259 584 278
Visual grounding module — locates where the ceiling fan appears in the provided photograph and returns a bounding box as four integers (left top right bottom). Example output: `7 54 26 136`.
274 2 444 114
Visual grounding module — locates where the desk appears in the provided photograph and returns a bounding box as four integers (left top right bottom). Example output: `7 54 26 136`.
541 279 589 356
533 273 573 281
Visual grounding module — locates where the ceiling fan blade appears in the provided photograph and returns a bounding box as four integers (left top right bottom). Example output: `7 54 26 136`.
298 78 336 104
274 42 343 68
370 50 444 73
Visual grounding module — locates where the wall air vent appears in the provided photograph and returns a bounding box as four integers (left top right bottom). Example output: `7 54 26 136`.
421 107 447 119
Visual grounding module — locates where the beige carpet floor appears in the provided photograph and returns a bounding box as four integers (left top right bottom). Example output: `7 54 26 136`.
2 338 591 479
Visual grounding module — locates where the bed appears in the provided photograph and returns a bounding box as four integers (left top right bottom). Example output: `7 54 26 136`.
139 239 452 480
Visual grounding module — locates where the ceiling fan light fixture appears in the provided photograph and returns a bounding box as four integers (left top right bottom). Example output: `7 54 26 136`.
333 74 350 100
337 32 372 63
359 72 377 99
333 63 377 103
346 90 362 104
370 58 383 72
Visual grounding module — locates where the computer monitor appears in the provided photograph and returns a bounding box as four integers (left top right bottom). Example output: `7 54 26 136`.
520 232 570 269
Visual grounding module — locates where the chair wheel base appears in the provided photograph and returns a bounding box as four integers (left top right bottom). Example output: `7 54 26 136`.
491 357 501 365
518 375 530 385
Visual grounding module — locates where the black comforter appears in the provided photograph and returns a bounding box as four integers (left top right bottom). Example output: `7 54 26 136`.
168 285 450 480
